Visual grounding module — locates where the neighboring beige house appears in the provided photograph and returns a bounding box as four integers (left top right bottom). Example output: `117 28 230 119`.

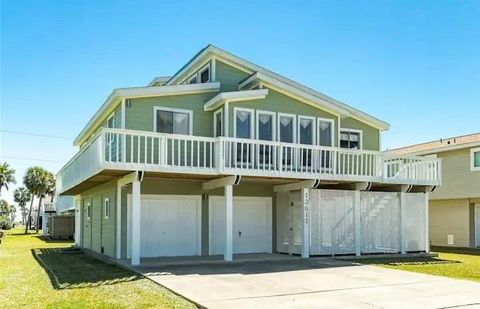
388 133 480 248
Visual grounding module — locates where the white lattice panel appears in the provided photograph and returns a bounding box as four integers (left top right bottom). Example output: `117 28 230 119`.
404 193 427 252
310 189 355 255
360 192 400 253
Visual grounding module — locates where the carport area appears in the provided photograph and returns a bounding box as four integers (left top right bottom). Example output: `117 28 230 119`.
133 258 480 309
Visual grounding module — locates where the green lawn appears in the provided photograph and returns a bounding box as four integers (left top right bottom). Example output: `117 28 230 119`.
0 228 195 308
356 246 480 282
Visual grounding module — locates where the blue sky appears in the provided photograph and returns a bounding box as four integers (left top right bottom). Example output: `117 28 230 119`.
1 0 479 205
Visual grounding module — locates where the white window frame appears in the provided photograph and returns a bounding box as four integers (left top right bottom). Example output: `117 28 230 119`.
471 147 480 172
86 202 91 220
213 109 223 137
153 106 193 135
339 128 363 150
317 117 335 147
233 107 254 139
198 63 211 83
186 74 198 85
104 198 110 219
256 110 276 141
297 115 316 145
277 112 297 143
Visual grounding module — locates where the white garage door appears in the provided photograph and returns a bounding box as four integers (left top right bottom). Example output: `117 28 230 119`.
127 195 201 257
209 196 272 255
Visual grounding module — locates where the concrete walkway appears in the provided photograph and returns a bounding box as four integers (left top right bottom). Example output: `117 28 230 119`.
133 258 480 309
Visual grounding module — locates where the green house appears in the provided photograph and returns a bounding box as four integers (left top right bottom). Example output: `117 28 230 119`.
57 45 441 265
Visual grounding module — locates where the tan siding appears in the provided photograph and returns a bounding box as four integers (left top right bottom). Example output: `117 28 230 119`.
430 148 480 200
429 199 470 247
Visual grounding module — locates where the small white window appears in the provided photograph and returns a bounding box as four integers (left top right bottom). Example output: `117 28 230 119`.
187 74 197 84
214 109 223 137
154 107 193 135
86 202 91 220
340 129 362 149
104 198 110 219
471 147 480 171
199 65 210 83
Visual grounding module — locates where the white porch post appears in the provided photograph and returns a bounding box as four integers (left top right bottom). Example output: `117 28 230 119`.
116 184 122 259
301 188 310 259
425 191 430 253
354 190 361 256
131 180 141 266
399 191 407 254
224 184 233 261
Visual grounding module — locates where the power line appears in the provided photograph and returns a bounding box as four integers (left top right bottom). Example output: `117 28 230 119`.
0 129 73 140
0 155 66 164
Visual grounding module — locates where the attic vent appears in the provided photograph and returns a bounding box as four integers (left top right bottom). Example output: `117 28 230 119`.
126 99 132 108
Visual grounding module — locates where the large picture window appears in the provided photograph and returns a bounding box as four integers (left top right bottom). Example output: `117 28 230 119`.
234 108 253 139
278 113 296 143
340 129 362 149
318 118 334 147
154 107 192 135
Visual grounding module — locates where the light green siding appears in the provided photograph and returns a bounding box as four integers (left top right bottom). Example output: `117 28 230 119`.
228 88 339 146
79 181 117 257
215 60 251 91
125 93 217 137
340 117 380 151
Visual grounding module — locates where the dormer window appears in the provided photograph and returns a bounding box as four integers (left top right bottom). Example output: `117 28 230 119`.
187 75 197 84
199 65 210 83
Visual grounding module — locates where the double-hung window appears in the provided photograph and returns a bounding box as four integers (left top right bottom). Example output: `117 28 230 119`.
318 118 334 169
298 116 315 167
278 113 296 165
214 109 223 137
340 129 362 149
234 108 254 165
104 198 110 219
471 147 480 171
154 107 192 135
256 111 275 166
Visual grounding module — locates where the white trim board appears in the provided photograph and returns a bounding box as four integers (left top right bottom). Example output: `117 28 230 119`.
204 89 268 111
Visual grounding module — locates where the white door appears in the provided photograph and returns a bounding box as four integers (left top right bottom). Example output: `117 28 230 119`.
476 204 480 247
127 194 201 257
209 196 272 255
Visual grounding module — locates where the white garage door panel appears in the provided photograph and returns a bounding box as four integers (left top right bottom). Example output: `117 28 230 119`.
128 195 201 258
209 197 272 255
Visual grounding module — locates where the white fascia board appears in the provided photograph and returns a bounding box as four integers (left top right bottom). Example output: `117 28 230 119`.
74 82 220 146
204 89 269 111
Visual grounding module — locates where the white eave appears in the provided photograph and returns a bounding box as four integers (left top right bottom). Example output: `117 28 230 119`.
74 82 220 146
204 89 269 111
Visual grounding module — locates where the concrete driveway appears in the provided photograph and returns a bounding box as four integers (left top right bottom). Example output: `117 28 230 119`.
137 258 480 309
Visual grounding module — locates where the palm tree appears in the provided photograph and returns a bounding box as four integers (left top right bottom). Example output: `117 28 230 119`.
0 162 16 196
14 187 31 225
23 166 45 233
35 171 54 233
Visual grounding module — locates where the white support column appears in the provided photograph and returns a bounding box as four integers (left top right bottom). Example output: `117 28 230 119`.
354 190 361 256
224 184 233 261
116 184 122 259
301 188 310 259
131 180 141 266
425 191 430 253
399 191 407 254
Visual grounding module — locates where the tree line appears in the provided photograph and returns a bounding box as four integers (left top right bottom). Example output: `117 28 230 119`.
0 162 55 233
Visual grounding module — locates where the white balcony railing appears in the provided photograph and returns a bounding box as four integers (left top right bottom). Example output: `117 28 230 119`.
57 128 442 194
